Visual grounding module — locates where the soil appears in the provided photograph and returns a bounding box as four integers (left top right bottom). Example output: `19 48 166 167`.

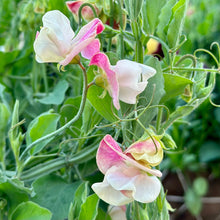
163 172 220 220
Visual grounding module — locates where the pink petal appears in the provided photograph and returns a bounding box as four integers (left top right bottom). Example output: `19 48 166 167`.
60 18 104 66
35 31 40 39
66 1 82 15
96 135 162 177
66 1 99 21
81 39 100 59
96 135 124 174
89 53 120 109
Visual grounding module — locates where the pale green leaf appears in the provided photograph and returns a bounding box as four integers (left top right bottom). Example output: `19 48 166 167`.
79 194 99 220
160 73 193 103
11 201 52 220
37 79 69 105
26 111 60 155
32 175 81 220
87 66 118 122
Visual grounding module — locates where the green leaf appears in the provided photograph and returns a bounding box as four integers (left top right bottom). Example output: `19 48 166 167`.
79 194 99 220
37 79 69 105
161 105 194 131
167 0 188 49
193 177 208 197
96 208 111 220
70 182 89 219
142 0 166 34
184 188 202 216
157 0 177 41
160 73 193 103
124 0 144 20
59 97 82 137
87 66 118 122
0 103 10 132
32 175 81 220
26 111 60 155
11 201 52 220
0 50 19 73
82 100 102 135
134 56 165 136
0 178 30 218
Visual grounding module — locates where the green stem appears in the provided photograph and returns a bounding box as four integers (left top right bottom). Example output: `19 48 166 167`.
107 0 114 51
19 63 88 162
131 20 143 63
20 143 98 181
78 3 98 26
163 66 220 73
156 107 163 133
117 0 124 59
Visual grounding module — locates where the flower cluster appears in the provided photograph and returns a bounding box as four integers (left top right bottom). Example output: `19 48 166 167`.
92 135 163 206
33 8 162 207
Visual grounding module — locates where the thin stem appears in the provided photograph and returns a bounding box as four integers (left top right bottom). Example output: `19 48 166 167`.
107 0 114 51
117 0 124 59
19 63 88 162
156 107 163 133
163 66 220 73
20 143 98 181
78 3 98 26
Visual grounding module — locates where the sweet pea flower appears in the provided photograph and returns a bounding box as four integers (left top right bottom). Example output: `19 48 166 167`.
89 52 156 110
66 0 100 22
92 135 163 206
108 205 127 220
34 10 104 66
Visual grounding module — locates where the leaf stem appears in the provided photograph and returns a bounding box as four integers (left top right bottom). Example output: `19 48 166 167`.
19 63 88 163
163 66 220 73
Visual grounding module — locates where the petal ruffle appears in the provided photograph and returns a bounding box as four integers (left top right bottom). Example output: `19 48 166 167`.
125 138 163 166
60 19 104 66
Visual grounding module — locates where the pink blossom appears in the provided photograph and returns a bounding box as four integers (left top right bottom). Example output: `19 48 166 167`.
92 135 163 206
34 10 104 66
89 53 156 110
66 1 100 22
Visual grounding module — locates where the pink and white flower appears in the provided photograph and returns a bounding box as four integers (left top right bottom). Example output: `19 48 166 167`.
89 53 156 110
92 135 163 206
34 10 104 66
108 205 127 220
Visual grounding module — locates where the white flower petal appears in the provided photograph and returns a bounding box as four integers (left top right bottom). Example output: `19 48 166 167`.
108 206 127 220
34 27 66 63
92 181 133 206
106 165 161 203
132 174 161 203
139 63 157 81
42 10 74 43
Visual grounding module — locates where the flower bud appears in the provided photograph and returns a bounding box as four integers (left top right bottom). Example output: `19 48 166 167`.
146 38 164 60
